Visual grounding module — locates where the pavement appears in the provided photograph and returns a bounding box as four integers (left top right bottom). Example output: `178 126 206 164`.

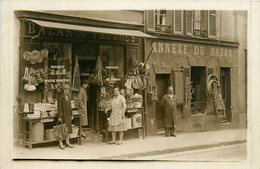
12 128 247 160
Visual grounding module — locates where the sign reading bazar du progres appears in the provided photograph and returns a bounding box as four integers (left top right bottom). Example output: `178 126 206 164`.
151 41 234 57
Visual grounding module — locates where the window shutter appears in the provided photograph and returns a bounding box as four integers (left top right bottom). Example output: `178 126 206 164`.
208 10 216 37
186 10 193 36
147 10 155 31
174 10 183 34
174 71 184 104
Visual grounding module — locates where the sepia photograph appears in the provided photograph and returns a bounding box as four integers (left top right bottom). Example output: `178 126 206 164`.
1 1 260 169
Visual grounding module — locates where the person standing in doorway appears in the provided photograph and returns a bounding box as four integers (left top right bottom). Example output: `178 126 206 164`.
160 86 177 137
78 79 88 138
105 87 127 145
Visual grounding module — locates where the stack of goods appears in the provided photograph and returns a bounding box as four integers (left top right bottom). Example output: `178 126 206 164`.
131 93 143 108
126 98 135 108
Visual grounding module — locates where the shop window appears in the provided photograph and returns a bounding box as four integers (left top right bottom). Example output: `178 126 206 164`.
42 42 72 102
191 67 206 115
208 10 216 38
100 45 125 84
174 10 183 34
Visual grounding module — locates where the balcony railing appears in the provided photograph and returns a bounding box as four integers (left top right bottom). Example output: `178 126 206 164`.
155 24 171 33
193 29 208 38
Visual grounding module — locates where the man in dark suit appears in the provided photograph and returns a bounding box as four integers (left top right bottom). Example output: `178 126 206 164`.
160 86 177 137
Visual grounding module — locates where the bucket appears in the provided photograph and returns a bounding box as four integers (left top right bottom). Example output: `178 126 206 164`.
32 122 44 142
132 114 142 128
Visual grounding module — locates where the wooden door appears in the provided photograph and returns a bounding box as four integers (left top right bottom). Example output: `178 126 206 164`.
156 74 171 129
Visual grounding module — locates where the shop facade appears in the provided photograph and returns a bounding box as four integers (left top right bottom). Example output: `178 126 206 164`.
15 11 153 147
144 38 240 135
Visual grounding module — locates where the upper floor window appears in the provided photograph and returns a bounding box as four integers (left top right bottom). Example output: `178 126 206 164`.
193 10 208 38
147 10 171 33
146 10 217 39
155 10 166 25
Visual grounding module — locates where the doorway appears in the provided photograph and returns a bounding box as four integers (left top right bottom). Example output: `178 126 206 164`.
155 74 171 130
220 68 231 122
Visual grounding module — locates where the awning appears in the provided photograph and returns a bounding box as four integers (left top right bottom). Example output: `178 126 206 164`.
28 19 155 38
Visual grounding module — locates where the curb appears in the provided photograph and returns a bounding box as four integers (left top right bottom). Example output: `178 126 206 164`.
103 140 246 160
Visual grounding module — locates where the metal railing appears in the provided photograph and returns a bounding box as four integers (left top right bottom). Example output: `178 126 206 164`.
191 101 205 115
155 24 171 33
193 29 208 38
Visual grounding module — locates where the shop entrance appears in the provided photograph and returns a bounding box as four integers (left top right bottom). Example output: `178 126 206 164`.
220 68 231 122
74 43 125 131
156 74 171 130
191 67 206 115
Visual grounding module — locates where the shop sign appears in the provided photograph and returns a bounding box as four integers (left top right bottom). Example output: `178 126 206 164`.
151 41 234 57
26 22 138 43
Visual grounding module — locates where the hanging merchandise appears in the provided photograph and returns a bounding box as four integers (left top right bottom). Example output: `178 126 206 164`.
21 67 30 83
23 49 47 64
147 83 158 101
183 77 193 117
23 103 30 112
93 55 104 86
72 55 81 91
24 74 36 91
206 74 227 122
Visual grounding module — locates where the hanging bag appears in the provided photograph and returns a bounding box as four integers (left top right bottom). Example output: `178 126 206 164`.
52 120 68 140
24 74 36 91
22 67 29 83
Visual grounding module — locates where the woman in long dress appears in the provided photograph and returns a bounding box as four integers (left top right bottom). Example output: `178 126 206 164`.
105 87 126 145
57 84 74 150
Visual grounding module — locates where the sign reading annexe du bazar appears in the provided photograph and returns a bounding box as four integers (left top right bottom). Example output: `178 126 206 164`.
26 22 138 43
151 42 234 57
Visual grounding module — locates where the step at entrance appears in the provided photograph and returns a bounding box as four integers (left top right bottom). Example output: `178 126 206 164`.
82 130 103 143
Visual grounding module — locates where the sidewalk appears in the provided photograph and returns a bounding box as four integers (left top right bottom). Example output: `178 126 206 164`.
13 128 247 160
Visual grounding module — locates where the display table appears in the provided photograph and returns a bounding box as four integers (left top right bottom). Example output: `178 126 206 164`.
21 113 82 149
100 107 145 143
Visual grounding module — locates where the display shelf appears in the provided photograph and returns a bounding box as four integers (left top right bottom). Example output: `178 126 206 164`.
24 136 80 145
101 107 145 143
21 114 82 149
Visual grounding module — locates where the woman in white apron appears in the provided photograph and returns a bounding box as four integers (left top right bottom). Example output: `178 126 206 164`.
105 87 126 145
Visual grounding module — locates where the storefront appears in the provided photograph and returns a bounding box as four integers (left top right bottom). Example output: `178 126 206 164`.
144 38 239 135
16 13 153 148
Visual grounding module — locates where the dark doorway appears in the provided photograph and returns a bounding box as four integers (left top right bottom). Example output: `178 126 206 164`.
156 74 171 130
220 68 231 122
